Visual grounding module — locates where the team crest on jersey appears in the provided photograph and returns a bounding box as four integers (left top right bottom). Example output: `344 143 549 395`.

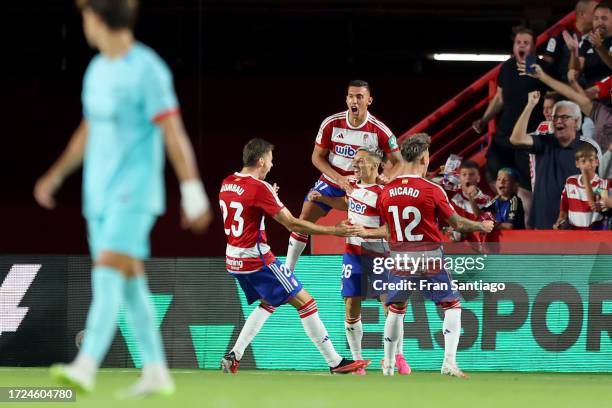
402 179 409 184
363 133 371 144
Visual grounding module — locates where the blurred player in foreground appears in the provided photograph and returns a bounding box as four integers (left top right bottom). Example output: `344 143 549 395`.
353 134 493 377
309 147 410 375
34 0 212 398
285 80 404 272
219 138 370 374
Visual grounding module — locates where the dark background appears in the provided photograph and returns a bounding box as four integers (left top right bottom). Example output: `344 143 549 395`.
1 0 575 256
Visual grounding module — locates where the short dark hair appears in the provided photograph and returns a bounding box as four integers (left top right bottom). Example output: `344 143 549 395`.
575 142 598 160
576 0 596 15
595 1 612 12
400 133 430 163
348 80 372 95
543 91 564 104
460 160 480 171
357 146 384 161
77 0 138 29
243 138 274 167
511 26 536 43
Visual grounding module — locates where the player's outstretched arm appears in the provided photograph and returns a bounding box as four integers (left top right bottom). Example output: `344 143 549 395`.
523 64 593 117
34 119 88 209
159 114 212 233
273 208 358 236
352 224 389 239
447 214 494 234
307 191 348 210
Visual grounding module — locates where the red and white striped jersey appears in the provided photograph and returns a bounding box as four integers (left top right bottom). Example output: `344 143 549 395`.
449 189 492 242
560 174 610 229
219 172 284 273
378 175 457 245
315 111 399 187
346 184 385 255
450 190 492 220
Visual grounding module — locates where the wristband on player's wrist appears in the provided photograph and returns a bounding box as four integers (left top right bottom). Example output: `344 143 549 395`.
180 179 210 221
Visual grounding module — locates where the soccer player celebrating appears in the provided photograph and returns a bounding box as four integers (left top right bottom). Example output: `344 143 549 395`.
285 80 404 272
219 138 370 374
33 0 212 397
308 147 410 375
353 134 494 377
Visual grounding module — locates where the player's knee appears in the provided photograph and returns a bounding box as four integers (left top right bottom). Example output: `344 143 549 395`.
300 201 326 221
96 251 138 276
344 297 362 320
258 302 276 314
296 298 318 319
388 302 407 314
438 300 462 310
289 288 313 309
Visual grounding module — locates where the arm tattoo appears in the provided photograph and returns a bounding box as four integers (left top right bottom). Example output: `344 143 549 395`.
448 214 484 233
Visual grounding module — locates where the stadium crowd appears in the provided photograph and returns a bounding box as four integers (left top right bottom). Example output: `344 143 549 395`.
452 0 612 235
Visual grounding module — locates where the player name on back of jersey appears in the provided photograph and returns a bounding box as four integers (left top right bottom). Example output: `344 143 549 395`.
388 186 420 198
220 183 245 195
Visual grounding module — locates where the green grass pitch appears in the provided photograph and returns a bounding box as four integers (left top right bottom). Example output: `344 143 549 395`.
0 367 610 408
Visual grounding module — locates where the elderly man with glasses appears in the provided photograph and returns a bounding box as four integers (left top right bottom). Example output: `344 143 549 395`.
510 91 602 229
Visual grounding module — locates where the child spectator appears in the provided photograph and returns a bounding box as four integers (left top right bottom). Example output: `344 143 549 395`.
554 143 611 229
447 160 492 241
485 168 525 230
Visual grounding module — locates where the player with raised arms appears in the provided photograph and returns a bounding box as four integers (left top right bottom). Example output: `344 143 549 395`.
285 80 404 272
219 138 371 374
308 147 410 375
33 0 212 397
353 134 493 377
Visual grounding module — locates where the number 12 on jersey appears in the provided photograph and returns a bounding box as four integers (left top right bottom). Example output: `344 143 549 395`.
388 205 423 241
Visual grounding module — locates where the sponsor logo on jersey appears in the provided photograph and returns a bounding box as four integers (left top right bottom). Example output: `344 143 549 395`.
227 258 244 269
348 198 367 214
334 144 357 157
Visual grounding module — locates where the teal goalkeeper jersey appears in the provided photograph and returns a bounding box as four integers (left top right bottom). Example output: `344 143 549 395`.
81 42 178 217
